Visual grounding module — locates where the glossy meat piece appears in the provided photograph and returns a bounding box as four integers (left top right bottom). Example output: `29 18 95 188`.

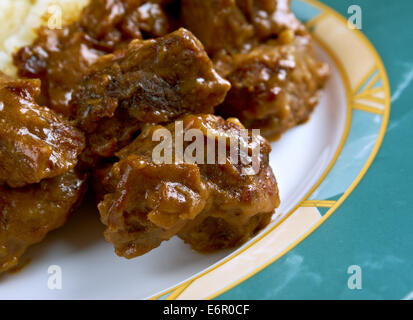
181 0 329 138
13 0 174 115
176 117 279 252
0 74 85 188
72 28 230 159
81 0 172 42
181 0 305 55
84 108 142 159
235 0 306 39
181 0 254 55
13 24 104 116
73 28 230 131
216 36 330 138
99 159 209 257
0 170 88 273
97 114 279 258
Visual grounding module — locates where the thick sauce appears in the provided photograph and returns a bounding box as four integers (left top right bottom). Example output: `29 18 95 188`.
0 73 84 188
97 115 279 257
1 0 329 270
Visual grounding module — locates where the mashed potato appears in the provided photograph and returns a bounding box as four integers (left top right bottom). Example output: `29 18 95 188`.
0 0 89 75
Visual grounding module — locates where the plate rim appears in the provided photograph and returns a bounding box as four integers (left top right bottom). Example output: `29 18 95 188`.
149 0 391 300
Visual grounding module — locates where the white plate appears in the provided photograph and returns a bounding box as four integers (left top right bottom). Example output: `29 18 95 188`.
0 44 347 299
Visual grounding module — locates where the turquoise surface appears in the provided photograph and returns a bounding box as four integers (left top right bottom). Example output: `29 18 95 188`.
309 110 382 203
218 0 413 300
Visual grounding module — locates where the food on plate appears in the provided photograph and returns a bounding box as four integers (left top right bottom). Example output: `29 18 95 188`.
71 28 230 160
0 73 85 188
96 114 279 257
0 169 87 273
215 38 330 138
13 0 175 116
0 0 329 272
181 0 330 138
181 0 305 55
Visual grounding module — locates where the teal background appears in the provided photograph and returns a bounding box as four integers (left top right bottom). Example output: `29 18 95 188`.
218 0 413 300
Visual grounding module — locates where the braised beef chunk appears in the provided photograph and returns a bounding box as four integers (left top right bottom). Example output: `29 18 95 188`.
13 0 175 115
0 170 87 273
73 28 230 131
176 117 279 252
81 0 172 43
83 108 142 159
181 0 305 55
179 212 273 252
99 159 209 257
13 24 104 116
181 0 254 55
97 114 279 257
180 0 329 138
72 28 230 159
13 27 103 116
0 74 85 188
216 37 330 138
235 0 306 39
